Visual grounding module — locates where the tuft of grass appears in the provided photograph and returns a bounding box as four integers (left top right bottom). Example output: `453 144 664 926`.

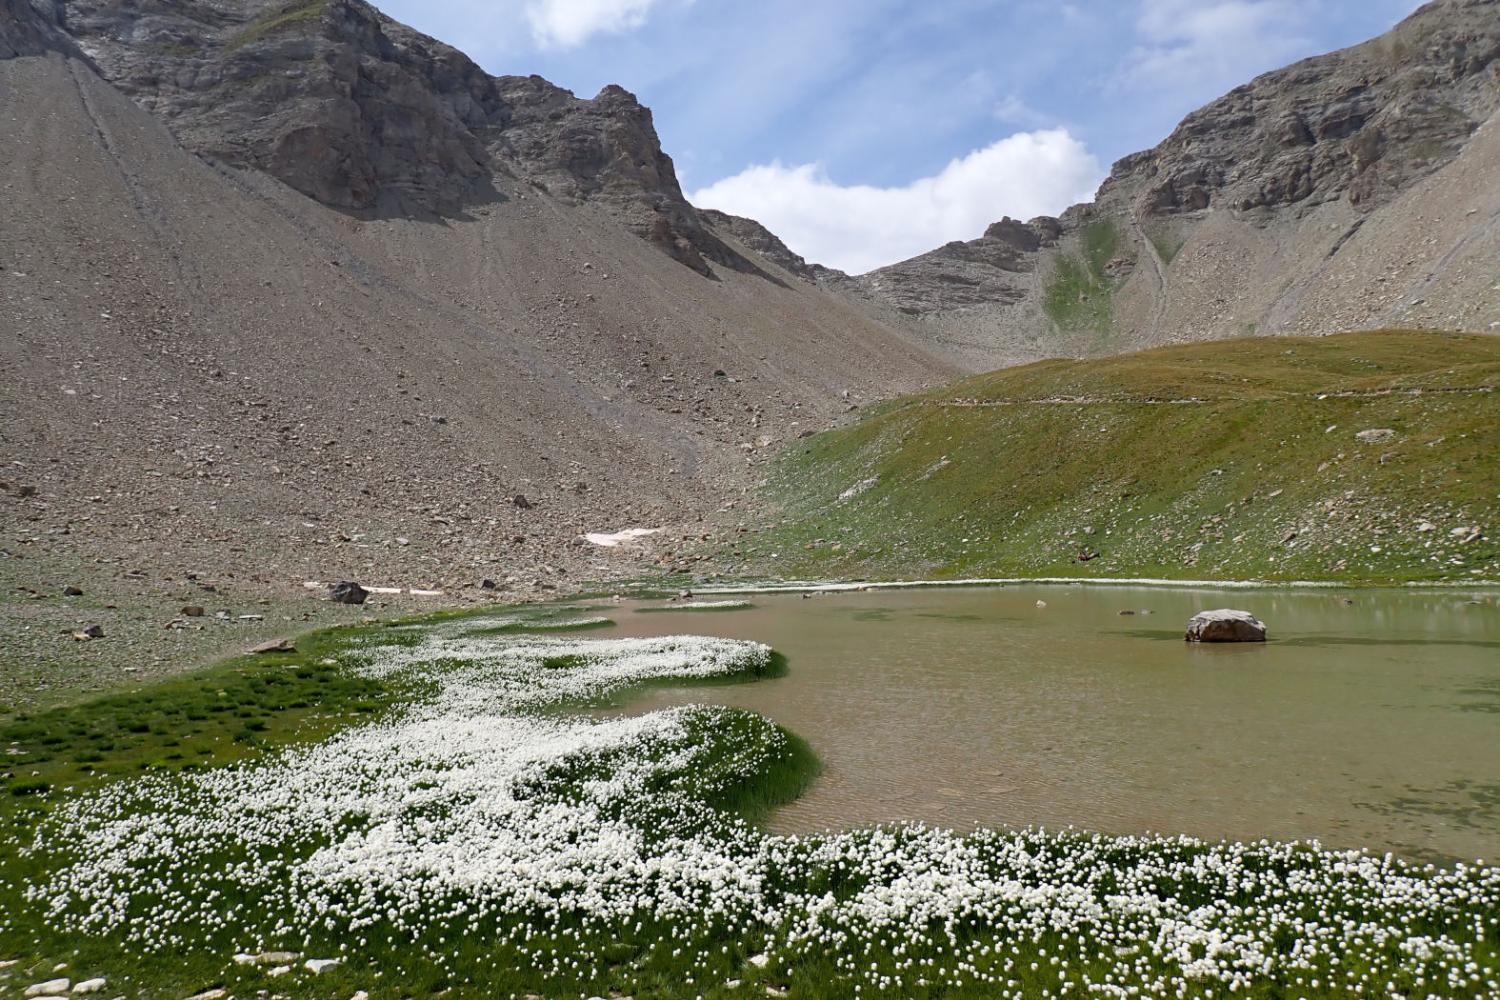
1043 219 1122 333
732 330 1500 585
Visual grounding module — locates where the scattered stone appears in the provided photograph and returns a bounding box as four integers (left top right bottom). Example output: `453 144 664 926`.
512 494 533 510
1035 600 1047 609
181 605 206 617
72 979 106 994
266 966 291 977
237 614 264 621
305 958 341 975
480 578 498 590
350 993 369 1000
1355 428 1396 443
748 953 770 968
329 581 369 605
185 991 226 1000
72 625 104 641
250 638 296 654
25 982 69 998
1118 609 1136 615
1185 609 1267 643
62 586 83 597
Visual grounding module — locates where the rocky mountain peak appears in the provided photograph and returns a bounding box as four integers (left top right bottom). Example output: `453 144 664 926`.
48 0 760 276
1099 0 1500 219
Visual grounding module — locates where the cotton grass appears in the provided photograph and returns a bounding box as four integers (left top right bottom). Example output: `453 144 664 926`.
6 620 1498 997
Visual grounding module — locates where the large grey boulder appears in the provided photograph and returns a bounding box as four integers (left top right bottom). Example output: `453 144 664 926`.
1185 609 1267 643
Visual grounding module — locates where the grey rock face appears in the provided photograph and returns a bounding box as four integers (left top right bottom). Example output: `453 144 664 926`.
1099 0 1500 219
1185 609 1268 643
48 0 759 275
0 0 73 58
857 215 1064 315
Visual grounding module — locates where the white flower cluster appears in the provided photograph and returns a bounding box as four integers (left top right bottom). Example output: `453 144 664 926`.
11 622 1500 997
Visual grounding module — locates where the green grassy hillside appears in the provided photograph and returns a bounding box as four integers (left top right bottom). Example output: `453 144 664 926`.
733 330 1500 584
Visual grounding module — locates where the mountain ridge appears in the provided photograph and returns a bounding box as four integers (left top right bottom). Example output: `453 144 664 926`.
709 0 1500 369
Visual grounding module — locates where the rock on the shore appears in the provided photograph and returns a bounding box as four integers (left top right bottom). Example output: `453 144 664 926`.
1185 609 1267 643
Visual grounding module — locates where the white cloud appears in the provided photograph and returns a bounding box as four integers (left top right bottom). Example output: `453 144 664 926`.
1123 0 1312 91
525 0 682 49
689 129 1102 275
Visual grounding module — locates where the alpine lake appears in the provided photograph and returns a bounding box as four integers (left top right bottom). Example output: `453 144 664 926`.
605 583 1500 865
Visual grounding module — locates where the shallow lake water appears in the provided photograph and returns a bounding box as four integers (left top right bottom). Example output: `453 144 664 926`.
594 584 1500 862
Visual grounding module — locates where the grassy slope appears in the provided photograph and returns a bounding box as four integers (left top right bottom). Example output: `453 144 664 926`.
736 330 1500 584
1041 219 1122 335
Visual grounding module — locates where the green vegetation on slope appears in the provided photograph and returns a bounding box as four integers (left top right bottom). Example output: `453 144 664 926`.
735 330 1500 584
1042 218 1122 333
226 0 329 49
1143 220 1185 265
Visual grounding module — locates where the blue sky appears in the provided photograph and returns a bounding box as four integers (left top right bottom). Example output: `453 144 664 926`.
379 0 1424 272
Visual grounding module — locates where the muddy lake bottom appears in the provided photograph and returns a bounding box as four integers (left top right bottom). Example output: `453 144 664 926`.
597 584 1500 862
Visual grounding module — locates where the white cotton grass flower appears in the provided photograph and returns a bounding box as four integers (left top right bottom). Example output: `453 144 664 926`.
7 618 1500 997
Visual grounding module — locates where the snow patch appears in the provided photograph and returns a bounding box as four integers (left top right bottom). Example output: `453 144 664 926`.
585 527 662 547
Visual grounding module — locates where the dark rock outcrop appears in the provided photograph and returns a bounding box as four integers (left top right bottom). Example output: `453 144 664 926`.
1 0 74 58
329 581 369 605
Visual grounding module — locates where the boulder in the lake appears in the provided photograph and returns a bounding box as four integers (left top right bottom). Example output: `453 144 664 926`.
1185 609 1266 643
329 580 369 605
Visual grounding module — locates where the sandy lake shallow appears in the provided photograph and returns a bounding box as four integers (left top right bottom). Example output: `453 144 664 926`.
595 584 1500 862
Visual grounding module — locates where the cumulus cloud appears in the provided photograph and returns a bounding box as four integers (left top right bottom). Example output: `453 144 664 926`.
525 0 683 49
689 129 1102 275
1123 0 1312 92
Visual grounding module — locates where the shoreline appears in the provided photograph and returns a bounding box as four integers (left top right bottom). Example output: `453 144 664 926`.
696 574 1500 595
